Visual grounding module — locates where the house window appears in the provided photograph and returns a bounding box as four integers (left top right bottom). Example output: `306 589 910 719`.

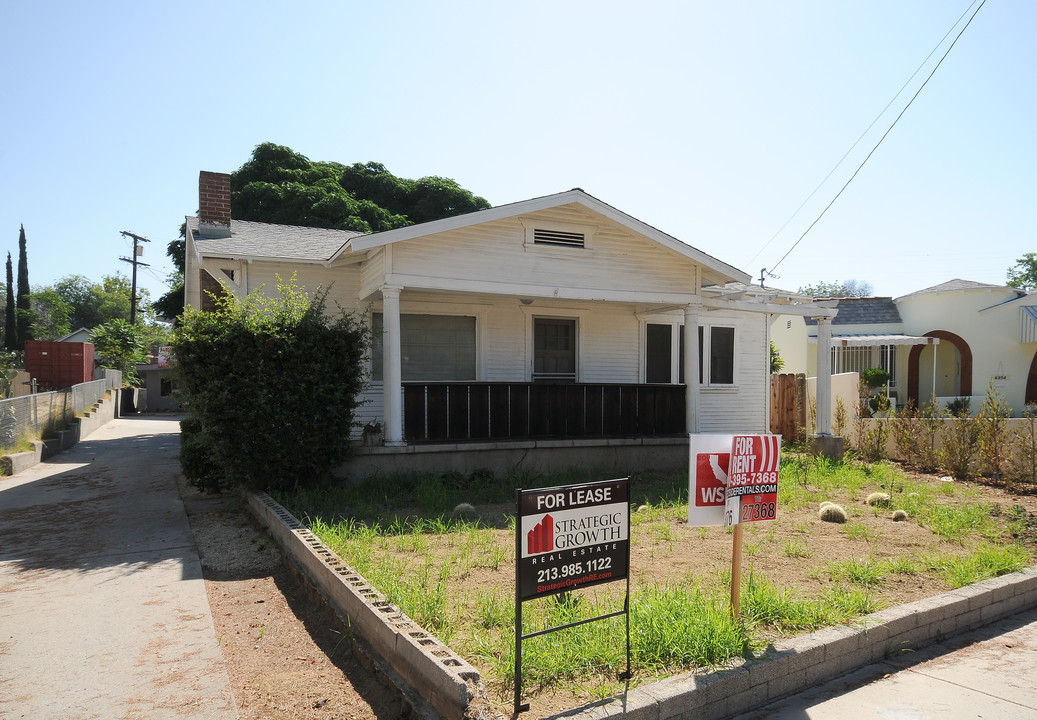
645 324 672 383
831 346 871 376
644 323 732 386
645 323 686 384
372 314 476 381
160 377 174 397
879 345 897 386
705 326 735 385
533 318 577 382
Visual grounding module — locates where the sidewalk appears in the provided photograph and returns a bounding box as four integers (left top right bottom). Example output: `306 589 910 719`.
0 416 236 719
731 605 1037 720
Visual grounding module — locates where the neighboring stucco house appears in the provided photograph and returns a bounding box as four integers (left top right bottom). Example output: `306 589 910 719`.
772 279 1037 416
185 172 837 473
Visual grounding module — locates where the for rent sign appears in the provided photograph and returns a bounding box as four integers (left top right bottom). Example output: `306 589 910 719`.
724 434 782 526
517 479 629 601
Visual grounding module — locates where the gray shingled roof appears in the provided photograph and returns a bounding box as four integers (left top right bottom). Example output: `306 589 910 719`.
804 297 901 326
187 217 364 262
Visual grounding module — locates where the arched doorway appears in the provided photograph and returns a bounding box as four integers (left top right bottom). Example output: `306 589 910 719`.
907 330 972 407
1026 349 1037 408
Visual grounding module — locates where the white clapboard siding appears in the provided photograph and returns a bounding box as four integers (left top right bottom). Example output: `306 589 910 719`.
698 311 769 433
245 262 363 312
390 208 697 296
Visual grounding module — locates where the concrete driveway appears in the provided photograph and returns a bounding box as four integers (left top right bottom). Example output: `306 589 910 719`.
0 415 236 719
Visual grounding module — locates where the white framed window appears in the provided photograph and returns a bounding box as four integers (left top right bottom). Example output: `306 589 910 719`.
641 321 736 386
371 313 477 381
701 325 735 386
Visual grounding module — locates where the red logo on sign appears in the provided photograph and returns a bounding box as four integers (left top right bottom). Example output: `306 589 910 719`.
695 453 729 506
527 515 554 554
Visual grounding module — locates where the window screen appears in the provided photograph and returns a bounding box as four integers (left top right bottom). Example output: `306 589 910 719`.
372 314 476 381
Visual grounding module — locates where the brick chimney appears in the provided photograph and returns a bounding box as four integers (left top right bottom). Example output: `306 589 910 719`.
198 171 231 238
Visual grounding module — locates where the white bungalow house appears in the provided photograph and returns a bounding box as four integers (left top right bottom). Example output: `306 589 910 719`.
185 171 838 474
772 279 1037 416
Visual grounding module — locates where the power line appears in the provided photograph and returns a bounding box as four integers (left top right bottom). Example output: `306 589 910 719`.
119 230 151 323
745 0 982 270
760 0 987 285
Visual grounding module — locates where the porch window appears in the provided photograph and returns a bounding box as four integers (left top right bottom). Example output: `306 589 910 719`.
831 345 871 376
372 313 476 381
644 324 733 385
704 325 735 385
645 323 686 384
533 318 577 382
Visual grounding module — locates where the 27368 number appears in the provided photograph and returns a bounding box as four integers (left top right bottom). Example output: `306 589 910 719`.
741 501 776 522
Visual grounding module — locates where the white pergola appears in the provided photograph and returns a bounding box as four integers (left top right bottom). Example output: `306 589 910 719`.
808 333 941 403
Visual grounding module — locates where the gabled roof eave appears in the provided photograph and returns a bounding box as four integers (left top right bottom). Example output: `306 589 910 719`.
348 189 750 285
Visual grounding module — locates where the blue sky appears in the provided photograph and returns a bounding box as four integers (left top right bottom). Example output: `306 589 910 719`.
1 1 1032 305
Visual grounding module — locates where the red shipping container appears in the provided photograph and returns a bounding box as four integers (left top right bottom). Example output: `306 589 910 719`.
25 341 95 391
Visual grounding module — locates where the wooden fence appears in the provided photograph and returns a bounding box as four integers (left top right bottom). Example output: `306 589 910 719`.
770 373 807 442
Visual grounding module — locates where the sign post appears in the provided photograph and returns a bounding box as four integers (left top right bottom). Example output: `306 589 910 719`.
689 434 782 619
515 478 630 714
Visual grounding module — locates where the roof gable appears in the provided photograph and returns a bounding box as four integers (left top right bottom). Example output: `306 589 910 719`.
343 189 749 286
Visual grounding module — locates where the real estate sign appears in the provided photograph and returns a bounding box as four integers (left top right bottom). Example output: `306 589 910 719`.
689 434 782 527
516 479 629 601
724 434 782 526
688 434 735 527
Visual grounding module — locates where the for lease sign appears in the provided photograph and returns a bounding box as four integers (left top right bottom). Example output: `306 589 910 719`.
517 479 629 601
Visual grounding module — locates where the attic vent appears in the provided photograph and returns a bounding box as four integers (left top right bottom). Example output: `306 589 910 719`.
533 229 585 248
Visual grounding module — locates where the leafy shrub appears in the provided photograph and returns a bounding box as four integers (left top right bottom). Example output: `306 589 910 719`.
977 381 1012 480
891 399 944 471
1010 405 1037 484
172 276 369 492
946 396 971 417
940 406 980 480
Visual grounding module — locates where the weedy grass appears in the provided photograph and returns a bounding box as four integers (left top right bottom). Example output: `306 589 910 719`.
278 458 1034 701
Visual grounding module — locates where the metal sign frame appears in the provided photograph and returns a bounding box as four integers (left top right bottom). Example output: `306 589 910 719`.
514 478 631 714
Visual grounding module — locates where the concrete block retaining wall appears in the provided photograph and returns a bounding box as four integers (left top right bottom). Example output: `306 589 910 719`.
1 391 118 473
247 492 488 720
248 489 1037 720
550 567 1037 720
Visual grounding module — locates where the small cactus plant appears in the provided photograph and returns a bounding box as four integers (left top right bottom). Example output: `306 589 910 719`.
892 510 909 522
819 504 848 523
866 492 892 508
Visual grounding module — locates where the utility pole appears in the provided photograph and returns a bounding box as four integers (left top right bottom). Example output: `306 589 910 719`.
119 231 151 324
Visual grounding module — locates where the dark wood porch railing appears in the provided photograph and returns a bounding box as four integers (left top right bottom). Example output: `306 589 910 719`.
402 382 686 443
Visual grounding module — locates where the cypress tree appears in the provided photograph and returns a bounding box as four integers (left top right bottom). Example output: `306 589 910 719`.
16 225 31 345
4 252 16 350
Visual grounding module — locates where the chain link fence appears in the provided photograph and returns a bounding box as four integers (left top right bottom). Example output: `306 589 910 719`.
0 370 123 449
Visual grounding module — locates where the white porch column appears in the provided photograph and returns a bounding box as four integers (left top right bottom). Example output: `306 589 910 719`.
381 285 405 446
684 303 701 434
814 317 833 437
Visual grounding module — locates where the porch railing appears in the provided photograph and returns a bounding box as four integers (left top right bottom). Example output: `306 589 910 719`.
402 382 686 443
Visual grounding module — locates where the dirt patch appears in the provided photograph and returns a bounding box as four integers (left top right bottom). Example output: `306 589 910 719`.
178 478 408 720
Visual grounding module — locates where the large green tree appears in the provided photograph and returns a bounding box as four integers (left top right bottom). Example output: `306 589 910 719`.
155 143 491 320
52 274 139 330
29 288 72 341
1007 253 1037 291
16 225 31 344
